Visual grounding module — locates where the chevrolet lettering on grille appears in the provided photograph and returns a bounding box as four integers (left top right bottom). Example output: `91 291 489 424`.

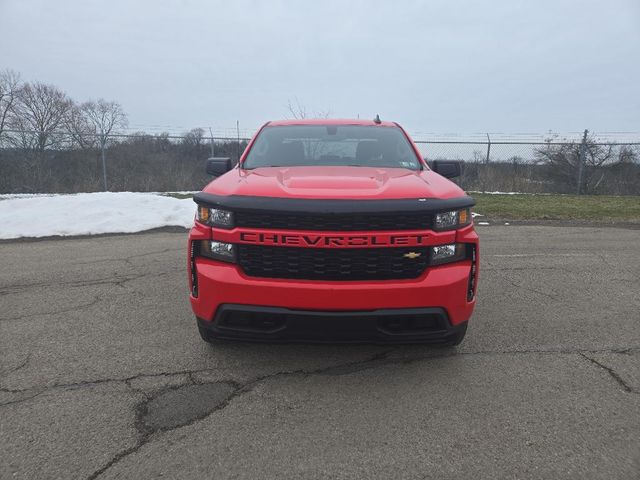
238 232 430 248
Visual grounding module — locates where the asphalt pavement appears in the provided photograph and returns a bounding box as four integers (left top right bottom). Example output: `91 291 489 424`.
1 225 639 479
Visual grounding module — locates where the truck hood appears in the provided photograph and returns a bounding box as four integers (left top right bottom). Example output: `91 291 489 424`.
202 166 465 200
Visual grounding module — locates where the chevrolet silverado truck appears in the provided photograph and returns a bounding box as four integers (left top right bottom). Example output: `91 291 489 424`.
188 119 478 344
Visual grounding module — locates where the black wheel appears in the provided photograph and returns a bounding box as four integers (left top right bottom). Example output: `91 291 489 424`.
443 322 468 346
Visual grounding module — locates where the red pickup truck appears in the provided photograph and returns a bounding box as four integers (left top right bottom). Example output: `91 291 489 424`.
188 119 478 344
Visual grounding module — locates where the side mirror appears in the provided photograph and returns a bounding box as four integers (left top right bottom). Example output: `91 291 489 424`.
431 160 462 179
206 157 232 176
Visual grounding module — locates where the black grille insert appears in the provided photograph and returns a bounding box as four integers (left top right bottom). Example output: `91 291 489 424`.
210 305 451 341
234 211 431 231
237 245 429 281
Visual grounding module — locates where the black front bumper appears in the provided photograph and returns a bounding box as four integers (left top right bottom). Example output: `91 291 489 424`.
197 304 466 344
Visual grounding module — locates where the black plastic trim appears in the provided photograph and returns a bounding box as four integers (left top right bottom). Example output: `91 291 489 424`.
193 193 475 214
189 241 198 297
197 305 467 344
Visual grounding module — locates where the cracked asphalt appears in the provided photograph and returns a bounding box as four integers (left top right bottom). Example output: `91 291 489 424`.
1 225 639 479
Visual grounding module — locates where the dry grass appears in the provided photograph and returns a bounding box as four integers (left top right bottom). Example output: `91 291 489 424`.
472 193 640 223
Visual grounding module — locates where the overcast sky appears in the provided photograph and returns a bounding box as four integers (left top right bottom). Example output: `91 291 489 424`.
1 0 639 137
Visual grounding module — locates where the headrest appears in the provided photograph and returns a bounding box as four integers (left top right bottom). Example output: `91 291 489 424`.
273 141 305 165
355 140 382 162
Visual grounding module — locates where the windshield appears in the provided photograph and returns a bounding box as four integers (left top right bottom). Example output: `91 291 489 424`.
243 125 422 170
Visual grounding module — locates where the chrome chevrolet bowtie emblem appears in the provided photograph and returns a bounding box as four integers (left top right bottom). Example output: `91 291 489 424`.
403 252 422 259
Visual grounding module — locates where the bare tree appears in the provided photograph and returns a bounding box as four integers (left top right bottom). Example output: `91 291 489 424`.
471 149 490 193
286 97 331 119
535 136 616 194
287 97 307 119
80 99 128 190
0 69 22 143
284 98 333 161
64 104 96 150
181 128 205 149
617 145 638 164
9 82 73 155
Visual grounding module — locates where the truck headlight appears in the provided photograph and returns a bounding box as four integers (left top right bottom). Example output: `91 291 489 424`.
198 240 236 263
429 243 468 265
197 206 234 228
433 208 471 231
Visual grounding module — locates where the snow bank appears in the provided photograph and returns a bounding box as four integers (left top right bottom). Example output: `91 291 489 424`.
467 191 522 195
467 191 558 196
0 193 59 200
0 192 196 239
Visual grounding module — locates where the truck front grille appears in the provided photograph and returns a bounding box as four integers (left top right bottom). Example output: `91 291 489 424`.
237 245 429 281
235 211 431 231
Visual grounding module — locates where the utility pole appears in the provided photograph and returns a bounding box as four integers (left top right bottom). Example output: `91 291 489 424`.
100 131 108 191
209 127 215 157
485 133 491 165
577 129 588 195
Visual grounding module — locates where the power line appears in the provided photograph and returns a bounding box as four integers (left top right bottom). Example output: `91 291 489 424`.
3 129 639 146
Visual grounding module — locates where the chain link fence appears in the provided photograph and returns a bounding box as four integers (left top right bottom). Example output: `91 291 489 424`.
0 130 248 193
416 136 640 195
1 130 638 195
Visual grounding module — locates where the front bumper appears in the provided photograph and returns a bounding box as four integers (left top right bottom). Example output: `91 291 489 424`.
197 305 467 343
190 253 476 335
189 195 479 342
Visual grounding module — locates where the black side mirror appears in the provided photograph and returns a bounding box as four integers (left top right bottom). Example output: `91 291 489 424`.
431 160 462 179
206 157 232 176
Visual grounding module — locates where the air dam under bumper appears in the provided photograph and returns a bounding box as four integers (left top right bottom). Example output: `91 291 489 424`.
190 258 475 342
198 305 466 343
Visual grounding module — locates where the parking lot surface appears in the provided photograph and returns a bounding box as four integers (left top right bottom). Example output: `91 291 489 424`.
1 225 639 479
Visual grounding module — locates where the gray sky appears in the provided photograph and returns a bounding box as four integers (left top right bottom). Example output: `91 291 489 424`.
1 0 639 137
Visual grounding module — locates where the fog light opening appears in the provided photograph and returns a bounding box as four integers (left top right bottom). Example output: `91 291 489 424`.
467 246 477 301
429 243 467 266
199 240 236 263
190 241 198 297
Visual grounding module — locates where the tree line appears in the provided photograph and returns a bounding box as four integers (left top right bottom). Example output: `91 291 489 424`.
450 135 639 195
0 69 246 193
1 68 638 195
0 70 127 159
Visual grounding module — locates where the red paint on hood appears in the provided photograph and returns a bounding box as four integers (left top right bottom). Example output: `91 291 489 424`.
202 166 465 200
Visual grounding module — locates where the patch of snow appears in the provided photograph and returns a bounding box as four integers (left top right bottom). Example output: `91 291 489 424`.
162 191 199 196
0 191 200 200
0 193 59 199
0 192 196 239
471 212 483 218
468 191 523 195
467 191 560 196
477 221 490 226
